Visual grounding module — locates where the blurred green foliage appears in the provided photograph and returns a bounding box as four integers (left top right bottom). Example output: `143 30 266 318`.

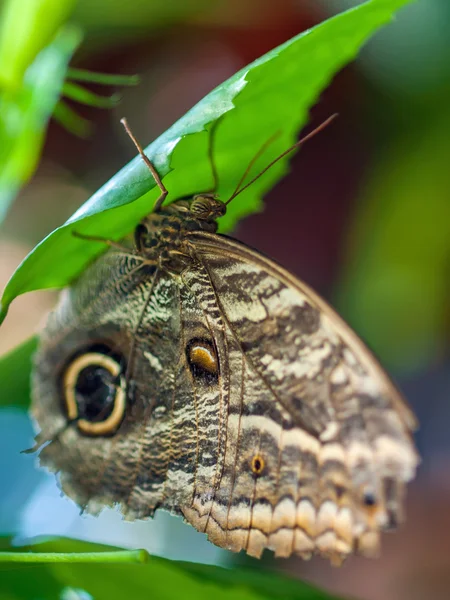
338 108 450 373
0 17 81 220
0 0 77 89
72 0 211 48
0 0 141 222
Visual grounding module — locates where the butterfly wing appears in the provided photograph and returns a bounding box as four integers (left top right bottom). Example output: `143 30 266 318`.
31 228 419 565
179 231 419 562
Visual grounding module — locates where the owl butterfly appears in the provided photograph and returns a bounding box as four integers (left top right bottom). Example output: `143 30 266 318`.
31 116 419 566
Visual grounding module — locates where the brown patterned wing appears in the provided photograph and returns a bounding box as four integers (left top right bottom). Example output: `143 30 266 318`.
180 231 419 563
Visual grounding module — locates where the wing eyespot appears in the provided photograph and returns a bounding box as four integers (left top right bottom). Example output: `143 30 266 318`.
363 491 377 507
62 346 126 436
186 338 219 384
250 454 265 476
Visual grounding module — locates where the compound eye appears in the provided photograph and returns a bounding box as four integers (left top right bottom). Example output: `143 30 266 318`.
190 196 213 219
63 352 125 436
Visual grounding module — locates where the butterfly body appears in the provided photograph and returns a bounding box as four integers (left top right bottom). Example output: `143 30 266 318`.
32 183 418 566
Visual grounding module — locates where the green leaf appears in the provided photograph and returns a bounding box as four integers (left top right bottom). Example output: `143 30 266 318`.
0 537 340 600
0 0 413 324
0 337 37 409
0 26 82 221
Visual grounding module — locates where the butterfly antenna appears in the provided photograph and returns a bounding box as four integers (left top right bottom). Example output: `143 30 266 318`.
225 113 338 205
120 118 168 211
226 132 281 204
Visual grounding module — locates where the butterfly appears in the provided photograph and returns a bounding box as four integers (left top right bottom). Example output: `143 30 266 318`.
31 117 419 565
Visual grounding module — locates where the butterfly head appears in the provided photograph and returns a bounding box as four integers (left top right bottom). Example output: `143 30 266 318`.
189 194 226 221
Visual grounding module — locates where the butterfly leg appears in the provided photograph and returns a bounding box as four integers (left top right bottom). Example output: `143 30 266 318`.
70 122 169 259
72 230 136 254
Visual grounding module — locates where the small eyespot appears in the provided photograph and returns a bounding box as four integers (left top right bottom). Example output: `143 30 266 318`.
363 491 377 507
189 345 217 373
250 454 265 476
335 484 346 500
62 350 126 436
186 338 219 383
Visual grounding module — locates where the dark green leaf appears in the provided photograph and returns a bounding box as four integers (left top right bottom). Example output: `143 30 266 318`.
0 337 37 409
0 537 341 600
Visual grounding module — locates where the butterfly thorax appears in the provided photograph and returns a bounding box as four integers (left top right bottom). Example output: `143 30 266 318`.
135 194 226 272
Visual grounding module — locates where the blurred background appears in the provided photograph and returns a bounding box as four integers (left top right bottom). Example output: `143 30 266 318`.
1 1 450 599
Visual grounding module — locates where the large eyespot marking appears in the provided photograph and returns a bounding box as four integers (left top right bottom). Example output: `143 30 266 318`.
63 350 126 436
186 338 219 383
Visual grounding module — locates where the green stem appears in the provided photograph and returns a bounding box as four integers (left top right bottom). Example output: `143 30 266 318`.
0 550 150 564
62 81 121 108
53 100 92 137
67 68 140 86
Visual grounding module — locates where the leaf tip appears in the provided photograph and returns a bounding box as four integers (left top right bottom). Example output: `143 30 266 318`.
0 301 9 325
